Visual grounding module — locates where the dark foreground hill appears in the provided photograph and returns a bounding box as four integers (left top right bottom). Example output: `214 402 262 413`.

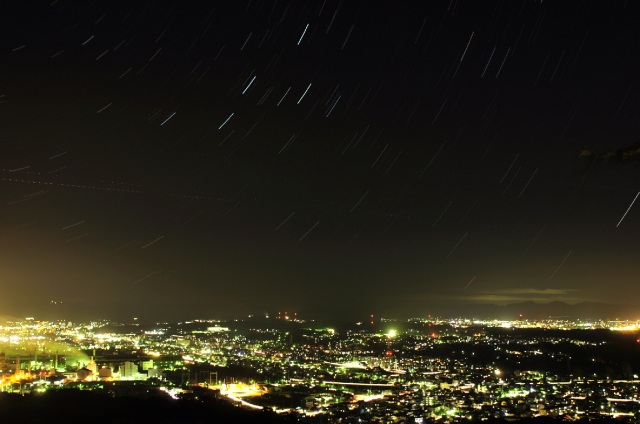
0 390 628 424
0 390 287 424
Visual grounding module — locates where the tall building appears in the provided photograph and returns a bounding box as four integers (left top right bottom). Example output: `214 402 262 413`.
119 361 138 378
86 356 98 375
15 355 21 377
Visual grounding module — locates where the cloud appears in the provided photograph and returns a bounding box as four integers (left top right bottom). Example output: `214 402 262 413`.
419 287 585 305
487 288 580 296
579 143 640 175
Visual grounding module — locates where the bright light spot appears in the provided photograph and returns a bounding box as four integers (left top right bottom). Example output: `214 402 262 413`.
387 329 397 338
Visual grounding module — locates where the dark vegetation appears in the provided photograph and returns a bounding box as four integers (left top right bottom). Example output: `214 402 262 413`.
0 389 287 424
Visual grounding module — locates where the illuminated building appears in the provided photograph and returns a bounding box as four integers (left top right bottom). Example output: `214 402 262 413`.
86 356 98 375
119 361 138 379
76 367 93 381
98 367 113 380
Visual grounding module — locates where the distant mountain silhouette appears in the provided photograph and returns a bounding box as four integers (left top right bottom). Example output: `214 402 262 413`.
427 301 639 321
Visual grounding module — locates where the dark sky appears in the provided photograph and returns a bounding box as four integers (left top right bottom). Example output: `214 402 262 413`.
1 1 639 322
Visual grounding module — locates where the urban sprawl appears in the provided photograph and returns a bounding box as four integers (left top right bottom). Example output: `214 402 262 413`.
2 315 640 422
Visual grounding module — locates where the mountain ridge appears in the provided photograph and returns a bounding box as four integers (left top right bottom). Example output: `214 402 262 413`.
425 301 640 320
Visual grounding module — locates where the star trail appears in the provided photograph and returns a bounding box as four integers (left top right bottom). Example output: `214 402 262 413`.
1 0 639 322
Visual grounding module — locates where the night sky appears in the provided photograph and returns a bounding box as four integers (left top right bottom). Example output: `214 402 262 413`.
1 1 640 322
